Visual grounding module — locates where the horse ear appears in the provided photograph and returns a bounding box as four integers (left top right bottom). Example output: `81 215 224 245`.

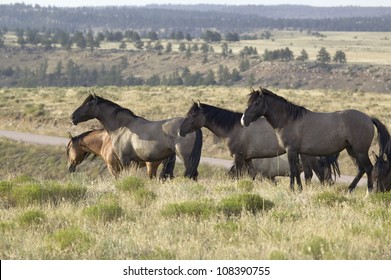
197 100 202 108
250 86 255 92
91 90 97 99
67 132 73 139
259 86 264 93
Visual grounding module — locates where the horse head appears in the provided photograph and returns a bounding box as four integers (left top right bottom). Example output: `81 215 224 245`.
241 88 267 127
372 152 391 192
66 133 89 173
70 93 99 125
178 101 205 137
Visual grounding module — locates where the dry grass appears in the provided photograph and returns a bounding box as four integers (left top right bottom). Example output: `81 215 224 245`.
1 86 391 259
2 86 391 175
1 170 390 260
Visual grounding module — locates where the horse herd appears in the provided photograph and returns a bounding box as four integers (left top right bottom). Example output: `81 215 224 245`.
66 87 391 193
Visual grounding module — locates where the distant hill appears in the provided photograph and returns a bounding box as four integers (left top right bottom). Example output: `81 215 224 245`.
0 3 391 34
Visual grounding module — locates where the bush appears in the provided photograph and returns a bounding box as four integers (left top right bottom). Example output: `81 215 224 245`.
49 227 93 252
83 203 123 223
237 179 254 192
161 200 215 219
314 191 348 207
218 194 274 217
10 181 87 206
115 176 145 192
17 210 46 226
302 236 331 260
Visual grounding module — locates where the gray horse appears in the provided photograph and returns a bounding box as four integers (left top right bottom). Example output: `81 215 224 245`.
179 101 339 183
241 87 390 192
70 93 202 180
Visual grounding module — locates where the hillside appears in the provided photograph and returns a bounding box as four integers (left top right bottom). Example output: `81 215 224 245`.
0 46 391 93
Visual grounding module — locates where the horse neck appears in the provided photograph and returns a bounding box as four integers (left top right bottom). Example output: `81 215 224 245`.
203 105 241 139
80 131 105 156
96 102 135 132
263 94 292 129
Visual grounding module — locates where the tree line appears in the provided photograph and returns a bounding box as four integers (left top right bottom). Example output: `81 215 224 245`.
0 45 346 88
1 3 391 36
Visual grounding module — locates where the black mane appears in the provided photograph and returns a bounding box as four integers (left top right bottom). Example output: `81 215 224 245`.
84 94 138 118
249 88 308 120
193 103 243 134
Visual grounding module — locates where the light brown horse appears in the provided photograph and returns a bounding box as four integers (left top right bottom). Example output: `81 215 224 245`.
70 93 202 180
241 87 390 192
66 129 175 179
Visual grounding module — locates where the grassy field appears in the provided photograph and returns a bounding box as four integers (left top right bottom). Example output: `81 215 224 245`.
1 86 391 176
1 86 391 259
1 147 390 259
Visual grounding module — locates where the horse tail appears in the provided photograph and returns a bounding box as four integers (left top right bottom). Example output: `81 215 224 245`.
184 128 203 180
372 118 391 156
325 153 341 180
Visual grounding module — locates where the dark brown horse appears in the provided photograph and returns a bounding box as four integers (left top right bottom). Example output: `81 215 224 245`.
241 87 390 192
371 146 391 192
179 101 339 183
66 129 175 179
70 93 202 180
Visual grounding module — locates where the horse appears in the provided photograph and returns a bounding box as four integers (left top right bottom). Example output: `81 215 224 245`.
371 150 391 192
241 87 390 192
179 101 339 184
70 93 202 180
248 154 339 184
66 129 175 179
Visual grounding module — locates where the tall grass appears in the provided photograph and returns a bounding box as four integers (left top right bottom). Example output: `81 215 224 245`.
1 169 390 259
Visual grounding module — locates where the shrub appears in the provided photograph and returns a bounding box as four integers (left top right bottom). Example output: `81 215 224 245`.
115 176 145 192
133 188 157 206
369 192 391 205
218 194 274 217
314 191 348 207
83 202 123 223
237 179 254 192
49 227 93 252
10 181 87 206
17 210 46 226
302 236 331 260
161 200 215 219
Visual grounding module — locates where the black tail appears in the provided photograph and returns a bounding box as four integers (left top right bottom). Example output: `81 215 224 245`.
159 154 176 180
323 153 341 182
184 128 203 180
372 118 391 157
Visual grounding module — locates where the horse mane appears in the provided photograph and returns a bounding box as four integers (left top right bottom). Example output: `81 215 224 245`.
196 102 243 133
249 88 308 120
84 94 139 118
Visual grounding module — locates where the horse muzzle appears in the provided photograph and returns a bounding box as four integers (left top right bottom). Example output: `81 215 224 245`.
240 115 249 127
68 164 76 173
178 129 186 137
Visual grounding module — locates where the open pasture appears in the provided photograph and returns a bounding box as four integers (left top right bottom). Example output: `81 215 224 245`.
1 146 390 259
1 86 391 259
1 86 391 176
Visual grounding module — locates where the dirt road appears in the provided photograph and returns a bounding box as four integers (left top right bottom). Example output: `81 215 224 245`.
0 129 365 186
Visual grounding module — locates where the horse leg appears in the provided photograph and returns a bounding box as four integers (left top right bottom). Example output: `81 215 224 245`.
245 159 256 180
300 154 313 185
346 147 372 193
287 149 302 191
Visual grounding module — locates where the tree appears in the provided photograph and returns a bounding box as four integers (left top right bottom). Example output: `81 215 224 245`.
202 30 222 42
317 47 331 63
178 42 186 53
147 31 158 41
296 49 309 61
333 50 347 63
239 59 250 72
225 32 240 42
165 42 172 53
